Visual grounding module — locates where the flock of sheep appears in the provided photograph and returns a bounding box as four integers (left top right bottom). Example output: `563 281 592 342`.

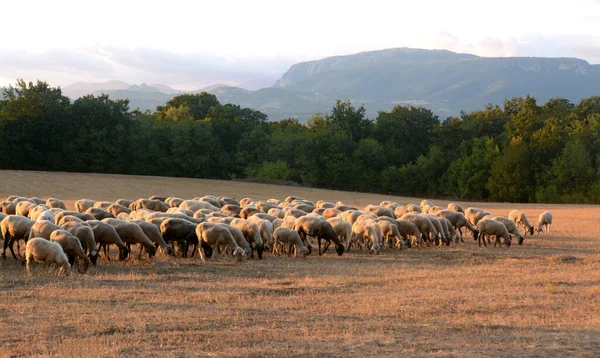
0 194 554 275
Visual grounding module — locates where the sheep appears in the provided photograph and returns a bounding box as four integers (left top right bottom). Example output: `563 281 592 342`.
326 217 353 248
16 201 36 217
62 221 100 264
28 220 62 241
294 203 316 213
394 206 408 218
50 230 91 272
86 220 129 261
536 211 553 234
255 201 278 213
393 219 421 248
284 208 308 219
85 207 114 220
364 205 395 218
195 222 244 262
399 213 438 245
280 216 297 229
102 219 157 259
349 220 381 253
420 200 434 209
158 218 207 258
322 208 341 219
272 227 310 257
115 199 134 208
218 224 252 258
45 198 67 210
272 218 284 230
268 208 286 219
196 196 222 209
134 199 170 212
106 204 132 217
379 201 400 210
465 207 492 229
93 201 113 210
377 220 405 249
439 217 460 244
220 204 241 215
25 238 71 275
316 200 336 209
131 220 174 256
1 215 36 260
435 210 479 242
508 210 535 236
165 197 184 208
488 216 524 245
333 204 359 212
425 214 449 246
0 201 17 215
476 218 512 247
247 216 275 246
338 210 368 225
447 202 465 213
230 218 264 259
74 199 96 213
355 214 378 223
294 216 344 256
239 206 260 219
29 197 46 205
54 211 94 225
239 198 254 206
167 207 194 216
406 204 422 213
284 196 305 203
0 212 6 222
30 209 56 224
251 213 279 222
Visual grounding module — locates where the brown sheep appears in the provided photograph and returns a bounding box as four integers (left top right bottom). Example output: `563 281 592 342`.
0 201 17 215
62 221 100 264
50 229 90 272
86 220 129 261
131 220 174 256
102 218 157 259
294 216 344 256
1 215 36 260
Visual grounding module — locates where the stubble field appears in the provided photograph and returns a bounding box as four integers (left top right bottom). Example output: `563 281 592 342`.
0 170 599 357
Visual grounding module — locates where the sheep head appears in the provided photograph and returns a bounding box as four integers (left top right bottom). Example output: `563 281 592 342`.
335 243 345 256
528 226 535 236
234 247 244 262
255 244 264 260
518 236 524 245
89 250 100 265
119 247 130 261
298 246 310 257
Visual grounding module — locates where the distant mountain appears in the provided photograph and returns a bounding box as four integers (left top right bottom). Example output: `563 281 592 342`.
62 80 130 99
61 48 600 120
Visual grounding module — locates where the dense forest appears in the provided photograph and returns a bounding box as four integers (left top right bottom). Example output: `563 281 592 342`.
1 80 599 204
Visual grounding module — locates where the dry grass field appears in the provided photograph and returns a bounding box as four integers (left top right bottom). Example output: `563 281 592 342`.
1 170 599 357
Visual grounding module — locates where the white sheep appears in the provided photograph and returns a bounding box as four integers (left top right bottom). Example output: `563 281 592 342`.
476 218 512 248
272 227 310 257
447 202 465 213
420 200 434 209
536 211 553 234
25 238 71 275
508 210 535 236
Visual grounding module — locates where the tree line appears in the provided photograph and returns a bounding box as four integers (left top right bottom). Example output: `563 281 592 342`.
1 79 599 204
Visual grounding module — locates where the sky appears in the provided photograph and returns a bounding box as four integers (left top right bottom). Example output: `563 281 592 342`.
1 0 599 90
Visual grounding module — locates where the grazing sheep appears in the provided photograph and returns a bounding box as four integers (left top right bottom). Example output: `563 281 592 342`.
294 203 316 213
149 195 168 202
399 213 438 245
239 207 260 219
86 220 129 261
425 214 449 246
251 213 279 222
536 211 553 234
93 201 113 210
57 215 85 226
54 211 94 225
272 218 284 230
294 216 344 256
338 210 368 225
333 204 359 212
322 208 341 219
420 200 434 209
50 230 90 272
465 207 492 228
115 199 134 208
439 217 460 244
326 217 353 248
167 207 194 216
239 198 255 206
273 227 310 257
0 201 17 215
245 217 274 248
221 204 241 215
316 200 336 209
30 209 56 224
284 208 308 219
45 198 67 210
364 205 395 218
476 219 512 247
355 214 378 223
74 199 96 213
488 216 524 245
508 210 535 236
134 199 170 212
218 224 252 258
29 197 46 205
1 215 36 260
165 197 184 208
393 219 422 247
379 201 400 210
447 202 465 213
268 208 286 219
406 204 422 213
349 220 381 253
28 220 62 241
16 201 36 217
62 221 100 264
116 212 132 221
377 220 405 249
107 204 132 217
394 206 408 218
195 222 244 261
230 218 264 259
284 196 305 203
131 220 174 256
281 217 297 229
0 212 6 222
85 207 114 220
102 219 157 259
255 201 278 213
25 238 71 275
196 196 222 209
435 210 479 242
219 196 242 207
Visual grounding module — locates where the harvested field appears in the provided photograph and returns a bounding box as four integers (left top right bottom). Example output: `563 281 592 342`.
1 170 599 357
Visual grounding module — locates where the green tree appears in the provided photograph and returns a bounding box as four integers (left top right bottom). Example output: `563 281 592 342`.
486 138 534 202
155 92 220 120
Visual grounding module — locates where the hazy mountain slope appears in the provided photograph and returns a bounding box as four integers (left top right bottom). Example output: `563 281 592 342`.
62 80 130 99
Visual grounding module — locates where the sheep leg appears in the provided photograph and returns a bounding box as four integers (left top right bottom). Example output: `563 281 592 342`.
317 236 323 256
137 245 144 259
198 246 206 262
322 240 331 253
7 238 19 260
288 243 294 257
